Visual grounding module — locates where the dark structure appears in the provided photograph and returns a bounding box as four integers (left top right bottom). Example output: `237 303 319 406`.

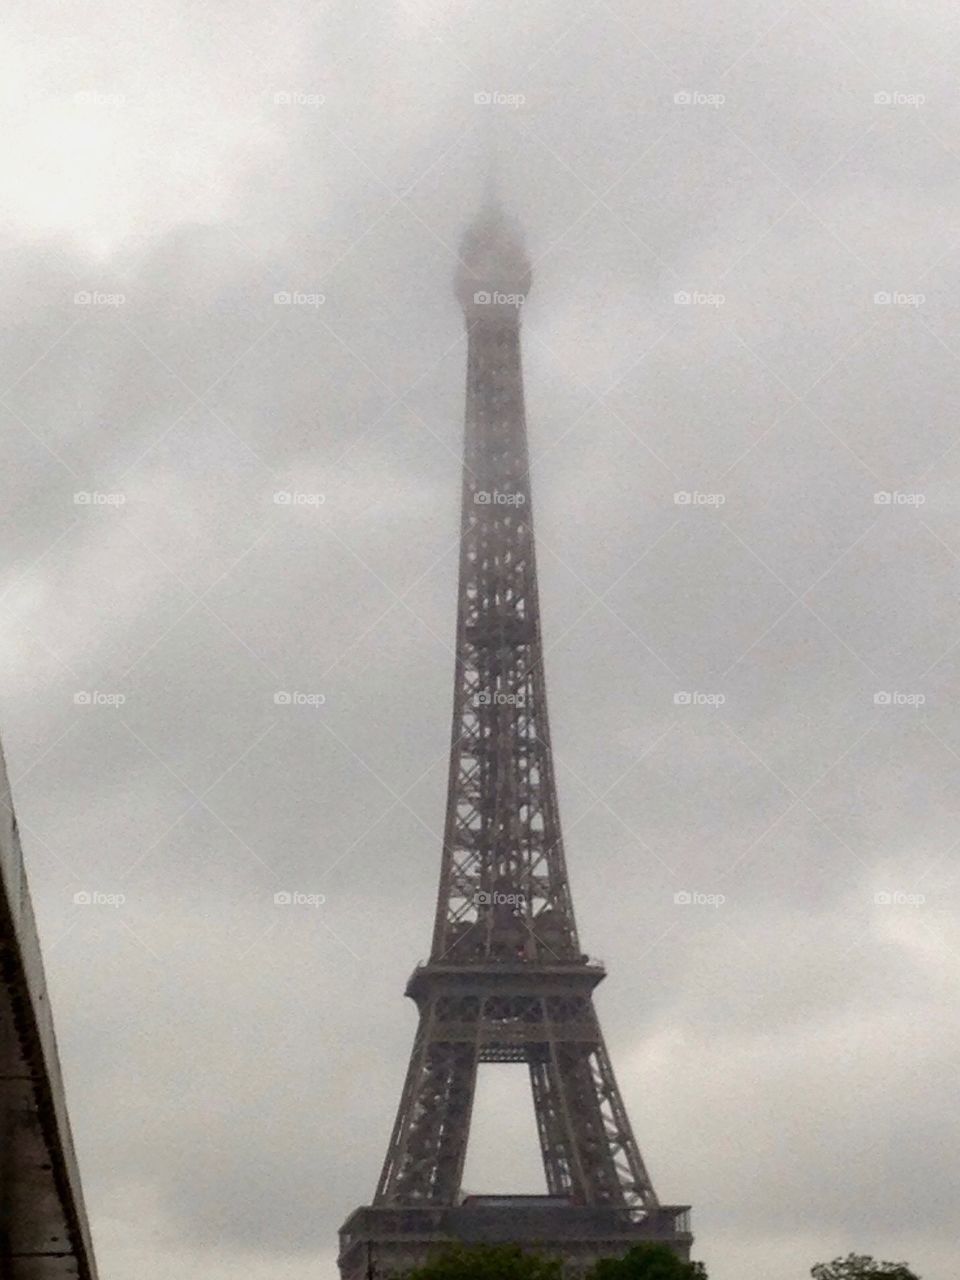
339 196 692 1279
0 741 98 1279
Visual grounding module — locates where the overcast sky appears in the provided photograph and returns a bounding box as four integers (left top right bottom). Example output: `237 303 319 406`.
3 1 960 1278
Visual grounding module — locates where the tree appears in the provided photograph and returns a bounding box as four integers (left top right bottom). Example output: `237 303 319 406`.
588 1244 708 1280
811 1255 920 1280
404 1243 564 1280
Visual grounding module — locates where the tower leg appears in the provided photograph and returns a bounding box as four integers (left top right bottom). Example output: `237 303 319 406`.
376 1011 479 1205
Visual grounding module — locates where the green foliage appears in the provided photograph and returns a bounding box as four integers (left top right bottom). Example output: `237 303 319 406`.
402 1242 707 1280
810 1255 920 1280
404 1243 564 1280
588 1243 707 1280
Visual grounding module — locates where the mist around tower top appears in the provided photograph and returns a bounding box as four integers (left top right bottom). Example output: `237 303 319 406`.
455 192 532 315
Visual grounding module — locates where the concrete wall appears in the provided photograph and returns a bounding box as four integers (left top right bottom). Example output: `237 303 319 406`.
0 739 98 1279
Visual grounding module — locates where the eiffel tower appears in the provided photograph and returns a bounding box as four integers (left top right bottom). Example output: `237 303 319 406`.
338 194 692 1279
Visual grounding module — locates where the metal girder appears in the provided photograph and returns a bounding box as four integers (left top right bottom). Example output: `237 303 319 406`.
428 300 578 969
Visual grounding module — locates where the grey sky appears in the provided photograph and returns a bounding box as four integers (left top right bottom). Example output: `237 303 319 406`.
3 1 960 1277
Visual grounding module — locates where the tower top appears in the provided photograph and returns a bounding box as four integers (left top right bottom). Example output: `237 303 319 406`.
455 191 531 318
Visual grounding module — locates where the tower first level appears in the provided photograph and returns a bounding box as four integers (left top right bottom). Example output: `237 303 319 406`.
339 960 693 1276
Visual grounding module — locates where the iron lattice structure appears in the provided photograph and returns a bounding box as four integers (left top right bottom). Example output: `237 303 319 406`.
339 200 691 1279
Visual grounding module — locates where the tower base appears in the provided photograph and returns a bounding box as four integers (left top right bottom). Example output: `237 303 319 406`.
338 1197 693 1279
